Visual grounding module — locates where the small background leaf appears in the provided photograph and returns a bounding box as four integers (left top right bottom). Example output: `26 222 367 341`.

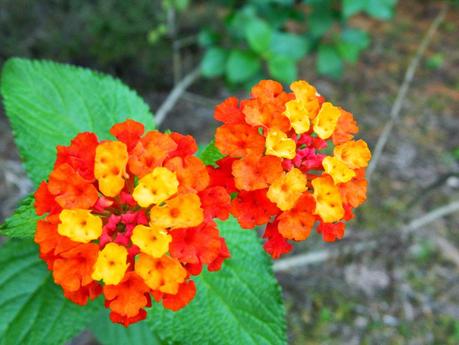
0 240 101 345
317 44 343 78
268 55 297 84
225 50 262 83
244 17 272 54
0 58 155 186
201 47 228 77
198 140 225 166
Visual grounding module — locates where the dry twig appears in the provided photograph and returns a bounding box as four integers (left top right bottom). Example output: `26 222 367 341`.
366 5 447 182
273 200 459 272
155 67 201 126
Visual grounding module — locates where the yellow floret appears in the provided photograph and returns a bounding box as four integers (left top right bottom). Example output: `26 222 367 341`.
149 193 203 229
265 129 296 159
312 102 341 139
322 156 356 184
132 167 179 208
312 176 344 223
131 224 172 258
91 243 129 285
135 254 187 294
334 139 371 169
94 141 129 197
267 168 307 211
58 209 102 243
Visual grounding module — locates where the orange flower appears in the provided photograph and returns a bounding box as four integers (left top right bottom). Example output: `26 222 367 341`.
33 119 231 326
211 79 371 258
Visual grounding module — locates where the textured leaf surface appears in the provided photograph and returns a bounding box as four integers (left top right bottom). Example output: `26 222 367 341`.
91 310 162 345
0 196 39 239
0 240 101 345
1 58 155 186
148 217 287 345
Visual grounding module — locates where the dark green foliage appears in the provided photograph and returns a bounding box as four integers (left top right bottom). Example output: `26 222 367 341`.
200 0 398 82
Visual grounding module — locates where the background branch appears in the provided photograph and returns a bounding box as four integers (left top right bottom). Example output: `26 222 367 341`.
366 5 447 182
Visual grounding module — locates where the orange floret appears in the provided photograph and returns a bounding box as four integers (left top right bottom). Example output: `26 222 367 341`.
128 131 177 177
215 124 265 158
232 155 283 191
334 139 371 169
162 280 196 311
332 109 358 145
104 272 150 322
48 163 98 210
231 189 279 229
165 155 210 193
277 194 316 241
214 97 245 124
53 243 99 292
110 119 145 151
339 168 368 208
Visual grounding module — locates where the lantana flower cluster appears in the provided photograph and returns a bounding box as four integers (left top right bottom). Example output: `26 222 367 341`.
212 80 371 258
33 120 231 326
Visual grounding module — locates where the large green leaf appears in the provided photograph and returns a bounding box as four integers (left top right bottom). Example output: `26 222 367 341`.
0 240 101 345
0 196 39 239
0 58 155 186
148 216 287 345
91 310 162 345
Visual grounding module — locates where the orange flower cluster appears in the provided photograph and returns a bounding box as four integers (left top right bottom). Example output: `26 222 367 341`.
212 80 371 258
34 120 231 326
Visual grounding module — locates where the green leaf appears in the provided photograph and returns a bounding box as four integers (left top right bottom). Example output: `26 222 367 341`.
307 6 335 37
201 47 228 78
342 0 366 18
226 50 262 84
316 44 343 79
198 140 225 167
0 196 39 239
365 0 397 20
244 17 272 54
268 55 297 84
336 28 370 63
1 58 155 187
269 32 310 61
148 216 287 345
0 240 102 345
91 310 162 345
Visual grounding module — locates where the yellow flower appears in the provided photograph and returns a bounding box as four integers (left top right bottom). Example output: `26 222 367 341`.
289 80 320 120
312 102 341 139
284 100 310 134
265 129 296 159
322 156 356 184
150 193 204 229
334 139 371 169
131 224 172 258
135 254 187 294
312 176 344 222
58 209 102 243
267 168 307 211
92 243 129 285
94 141 129 197
132 167 178 208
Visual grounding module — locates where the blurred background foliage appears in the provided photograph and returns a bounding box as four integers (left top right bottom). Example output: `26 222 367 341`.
0 0 397 90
